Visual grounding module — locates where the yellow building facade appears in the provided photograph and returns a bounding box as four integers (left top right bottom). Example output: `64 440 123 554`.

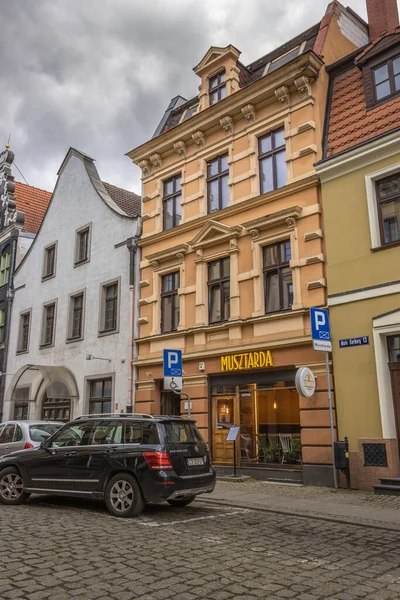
128 2 368 486
316 6 400 489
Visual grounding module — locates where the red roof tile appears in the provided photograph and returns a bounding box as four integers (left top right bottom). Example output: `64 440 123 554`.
326 66 400 157
14 181 52 235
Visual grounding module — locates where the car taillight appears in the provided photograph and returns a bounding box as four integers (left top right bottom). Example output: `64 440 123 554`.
24 442 34 449
143 451 173 470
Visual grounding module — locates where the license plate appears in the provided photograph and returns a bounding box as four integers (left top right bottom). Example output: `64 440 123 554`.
186 457 204 467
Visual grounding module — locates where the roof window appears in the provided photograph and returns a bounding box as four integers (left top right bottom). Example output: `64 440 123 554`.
263 45 303 75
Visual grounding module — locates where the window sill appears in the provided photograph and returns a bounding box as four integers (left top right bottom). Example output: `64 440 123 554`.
371 240 400 252
41 274 55 282
40 342 54 349
366 89 400 111
98 328 119 338
74 258 90 268
16 349 29 355
66 336 84 344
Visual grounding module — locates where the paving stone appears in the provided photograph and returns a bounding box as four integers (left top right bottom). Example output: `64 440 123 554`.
1 498 400 600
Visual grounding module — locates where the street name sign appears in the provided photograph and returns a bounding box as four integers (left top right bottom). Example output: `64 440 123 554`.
163 349 183 391
310 307 332 352
339 336 369 348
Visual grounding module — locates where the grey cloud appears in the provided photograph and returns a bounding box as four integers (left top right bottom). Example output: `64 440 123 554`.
0 0 368 194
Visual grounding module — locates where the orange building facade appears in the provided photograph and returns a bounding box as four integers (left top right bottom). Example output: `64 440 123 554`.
128 2 369 486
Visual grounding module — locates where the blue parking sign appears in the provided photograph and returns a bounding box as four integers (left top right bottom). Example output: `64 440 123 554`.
163 349 182 377
163 349 183 391
310 308 332 352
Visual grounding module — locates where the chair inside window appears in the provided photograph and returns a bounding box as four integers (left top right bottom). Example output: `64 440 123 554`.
241 434 252 463
279 433 292 464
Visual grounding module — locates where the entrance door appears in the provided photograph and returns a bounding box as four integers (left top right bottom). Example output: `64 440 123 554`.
388 336 400 445
212 394 237 463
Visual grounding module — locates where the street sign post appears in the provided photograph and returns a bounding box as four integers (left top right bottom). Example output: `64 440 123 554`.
163 349 183 392
309 308 337 489
163 349 192 418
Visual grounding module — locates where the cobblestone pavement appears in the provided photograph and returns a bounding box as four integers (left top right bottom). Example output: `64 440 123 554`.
212 480 400 510
1 496 400 600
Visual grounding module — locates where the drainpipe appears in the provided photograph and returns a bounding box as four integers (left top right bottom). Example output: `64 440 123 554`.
127 217 142 412
0 228 19 422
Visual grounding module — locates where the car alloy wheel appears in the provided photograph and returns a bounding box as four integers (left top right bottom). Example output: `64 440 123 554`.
105 473 144 518
110 479 134 513
0 468 26 505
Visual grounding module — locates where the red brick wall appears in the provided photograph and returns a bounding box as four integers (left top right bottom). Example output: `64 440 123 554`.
366 0 399 41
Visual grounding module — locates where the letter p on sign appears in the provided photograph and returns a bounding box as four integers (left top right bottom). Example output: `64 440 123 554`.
315 310 326 331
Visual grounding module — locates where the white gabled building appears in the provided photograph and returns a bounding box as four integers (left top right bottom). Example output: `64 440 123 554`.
3 148 141 422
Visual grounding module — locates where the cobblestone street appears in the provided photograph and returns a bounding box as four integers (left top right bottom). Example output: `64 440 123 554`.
1 495 400 600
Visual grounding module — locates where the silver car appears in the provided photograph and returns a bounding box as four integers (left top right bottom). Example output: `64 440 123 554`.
0 421 62 456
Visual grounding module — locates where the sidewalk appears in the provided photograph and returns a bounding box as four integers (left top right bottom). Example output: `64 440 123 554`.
196 479 400 531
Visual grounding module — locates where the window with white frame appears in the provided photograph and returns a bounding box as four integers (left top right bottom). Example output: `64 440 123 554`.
366 166 400 249
376 173 400 246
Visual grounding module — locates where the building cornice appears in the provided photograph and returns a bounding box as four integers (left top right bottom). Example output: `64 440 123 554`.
127 52 323 164
316 129 400 182
137 175 319 248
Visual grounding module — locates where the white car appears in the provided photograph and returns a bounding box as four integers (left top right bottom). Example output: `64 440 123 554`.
0 421 62 456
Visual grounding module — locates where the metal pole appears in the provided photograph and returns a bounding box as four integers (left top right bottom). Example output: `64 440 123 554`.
233 440 237 477
326 351 338 489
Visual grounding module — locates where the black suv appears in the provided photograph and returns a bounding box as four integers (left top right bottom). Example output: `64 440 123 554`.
0 414 215 518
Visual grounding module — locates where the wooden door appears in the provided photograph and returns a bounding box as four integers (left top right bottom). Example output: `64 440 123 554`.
389 363 400 443
212 394 238 463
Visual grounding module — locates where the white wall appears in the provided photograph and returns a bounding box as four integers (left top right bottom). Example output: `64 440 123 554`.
16 233 34 268
4 153 139 420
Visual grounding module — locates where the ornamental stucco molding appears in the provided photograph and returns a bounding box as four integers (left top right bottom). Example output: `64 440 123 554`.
241 104 256 122
0 149 24 229
138 159 150 177
174 140 187 157
149 153 162 169
147 244 189 270
192 130 205 147
243 205 302 240
294 75 311 99
275 85 290 107
220 115 234 133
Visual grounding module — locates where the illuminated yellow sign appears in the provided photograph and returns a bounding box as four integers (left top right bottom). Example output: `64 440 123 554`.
221 350 273 371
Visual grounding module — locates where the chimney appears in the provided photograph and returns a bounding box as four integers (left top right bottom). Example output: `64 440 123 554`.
366 0 400 41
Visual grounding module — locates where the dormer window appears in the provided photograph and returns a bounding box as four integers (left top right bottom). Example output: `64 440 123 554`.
373 55 400 102
209 71 226 105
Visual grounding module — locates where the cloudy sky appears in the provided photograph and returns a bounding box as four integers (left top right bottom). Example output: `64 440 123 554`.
1 0 369 194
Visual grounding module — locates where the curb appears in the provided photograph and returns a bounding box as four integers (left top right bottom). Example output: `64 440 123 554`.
195 496 400 533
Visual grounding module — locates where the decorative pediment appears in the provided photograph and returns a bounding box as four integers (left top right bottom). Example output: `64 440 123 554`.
243 206 302 240
147 244 189 270
190 220 242 250
193 45 241 76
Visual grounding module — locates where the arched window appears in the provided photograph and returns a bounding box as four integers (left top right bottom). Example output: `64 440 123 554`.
0 250 11 286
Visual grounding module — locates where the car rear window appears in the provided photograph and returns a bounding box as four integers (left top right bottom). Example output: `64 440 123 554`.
29 424 61 442
162 422 203 444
